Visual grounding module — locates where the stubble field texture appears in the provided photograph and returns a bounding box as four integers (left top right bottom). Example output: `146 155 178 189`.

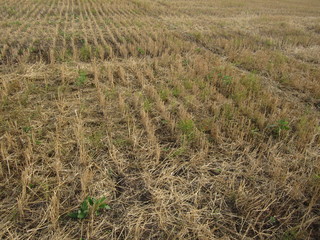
0 0 320 239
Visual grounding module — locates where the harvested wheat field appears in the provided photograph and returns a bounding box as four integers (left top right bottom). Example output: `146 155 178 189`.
0 0 320 239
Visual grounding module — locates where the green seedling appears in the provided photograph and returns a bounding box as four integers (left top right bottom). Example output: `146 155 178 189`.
159 89 169 101
281 227 300 240
251 128 260 134
191 32 202 41
105 88 117 99
172 87 181 97
22 126 32 133
143 99 153 112
205 70 215 81
218 73 232 85
183 80 193 90
178 119 195 139
29 47 37 53
137 47 145 54
170 147 186 158
312 174 320 185
182 59 189 66
222 75 232 85
313 174 320 180
76 70 87 86
68 196 111 220
269 216 278 225
268 120 290 137
113 138 132 147
79 45 91 62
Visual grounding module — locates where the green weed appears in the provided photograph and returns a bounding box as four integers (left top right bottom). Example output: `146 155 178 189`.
195 47 202 53
105 88 117 99
88 131 104 147
68 196 111 220
159 89 169 101
191 32 202 42
22 126 32 133
281 227 301 240
217 73 232 85
170 147 186 158
183 79 193 90
268 120 290 137
222 75 232 85
178 119 195 139
137 47 145 55
172 87 181 97
113 138 132 147
76 70 87 86
205 70 215 81
79 45 91 62
221 104 234 120
143 99 153 112
240 73 260 93
269 216 278 225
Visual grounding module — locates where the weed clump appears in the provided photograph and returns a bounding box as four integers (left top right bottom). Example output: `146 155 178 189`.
76 70 87 86
68 196 111 220
268 120 290 137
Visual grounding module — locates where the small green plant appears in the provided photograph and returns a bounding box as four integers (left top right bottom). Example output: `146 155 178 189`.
137 47 145 54
143 99 153 112
88 131 104 147
269 216 278 225
159 89 169 101
195 47 201 53
251 128 260 135
76 70 87 86
313 174 320 180
105 88 117 99
240 73 260 93
29 47 37 53
172 87 181 97
205 70 215 81
22 126 32 133
218 73 232 85
182 59 189 66
92 47 101 58
268 120 290 137
68 196 111 220
221 103 234 120
312 174 320 185
178 119 195 139
113 138 132 147
191 32 202 41
264 39 274 47
183 80 193 90
11 21 21 26
79 45 91 62
222 75 232 85
64 49 73 61
170 147 186 158
281 227 300 240
105 18 111 24
210 168 222 175
18 49 24 55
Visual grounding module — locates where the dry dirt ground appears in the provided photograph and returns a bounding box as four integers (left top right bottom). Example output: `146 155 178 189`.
0 0 320 239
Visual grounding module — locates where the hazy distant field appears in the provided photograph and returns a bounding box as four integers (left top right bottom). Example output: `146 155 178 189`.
0 0 319 239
